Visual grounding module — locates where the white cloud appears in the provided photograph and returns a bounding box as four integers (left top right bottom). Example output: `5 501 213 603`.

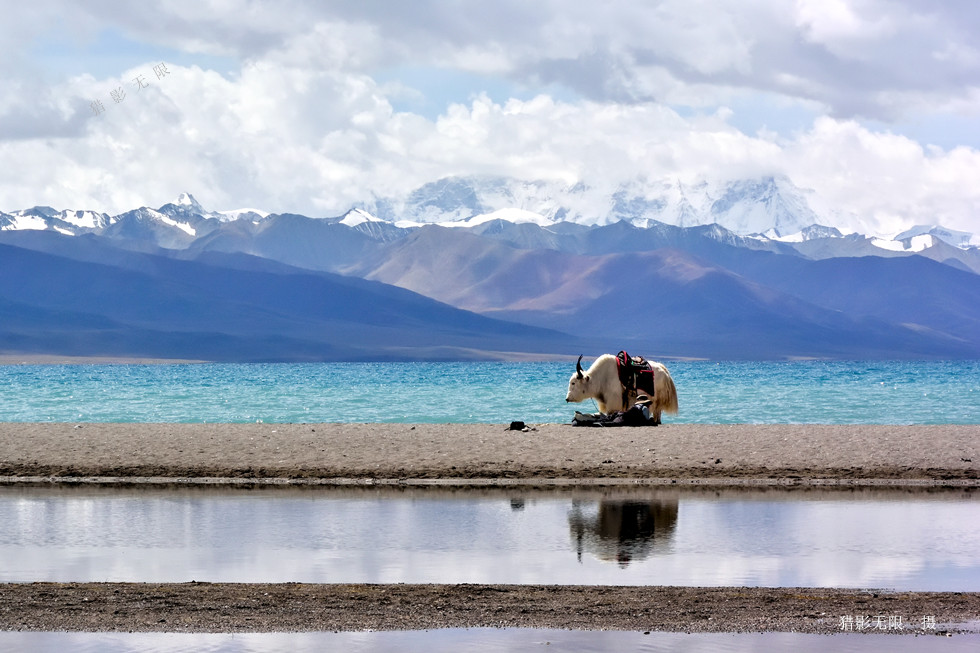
795 0 892 45
787 118 980 234
1 1 979 237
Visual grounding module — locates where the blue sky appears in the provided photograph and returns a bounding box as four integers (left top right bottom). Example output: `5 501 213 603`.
30 26 238 80
2 0 979 236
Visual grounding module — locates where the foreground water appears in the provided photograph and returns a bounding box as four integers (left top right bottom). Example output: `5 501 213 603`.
2 486 976 590
5 630 979 653
1 360 978 423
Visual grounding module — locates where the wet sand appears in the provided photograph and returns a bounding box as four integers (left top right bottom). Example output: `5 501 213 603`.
1 422 977 634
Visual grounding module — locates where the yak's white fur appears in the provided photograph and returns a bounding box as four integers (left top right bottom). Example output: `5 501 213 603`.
565 354 679 424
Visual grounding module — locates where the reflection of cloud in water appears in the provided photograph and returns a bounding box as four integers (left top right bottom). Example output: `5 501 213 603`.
16 629 980 653
3 488 978 589
568 499 678 567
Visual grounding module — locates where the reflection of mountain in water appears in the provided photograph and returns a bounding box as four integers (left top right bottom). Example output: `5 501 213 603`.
568 499 678 567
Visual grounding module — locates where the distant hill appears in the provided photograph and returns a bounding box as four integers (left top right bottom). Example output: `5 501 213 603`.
352 234 979 359
0 235 586 361
2 179 979 361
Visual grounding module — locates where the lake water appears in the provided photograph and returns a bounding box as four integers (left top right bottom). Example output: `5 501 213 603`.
0 360 978 423
2 486 976 590
3 361 976 651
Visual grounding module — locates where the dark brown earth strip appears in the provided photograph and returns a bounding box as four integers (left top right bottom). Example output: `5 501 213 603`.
1 583 976 634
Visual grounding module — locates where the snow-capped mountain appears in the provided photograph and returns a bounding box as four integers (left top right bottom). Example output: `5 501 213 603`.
217 208 270 222
706 176 821 236
1 181 976 259
872 234 938 253
105 205 210 249
894 225 978 248
357 174 825 237
0 207 58 232
760 224 845 243
155 192 227 224
335 208 408 242
437 207 558 229
173 192 209 213
4 180 980 361
88 193 260 249
339 208 382 227
55 209 112 231
162 192 267 224
0 206 111 235
0 193 269 243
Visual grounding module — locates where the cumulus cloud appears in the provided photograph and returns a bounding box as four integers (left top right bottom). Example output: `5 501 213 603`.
788 118 980 234
1 0 979 236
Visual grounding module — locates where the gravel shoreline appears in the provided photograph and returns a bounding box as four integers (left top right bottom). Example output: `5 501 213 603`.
1 583 977 635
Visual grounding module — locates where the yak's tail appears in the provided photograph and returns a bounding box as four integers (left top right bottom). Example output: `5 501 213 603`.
657 368 679 414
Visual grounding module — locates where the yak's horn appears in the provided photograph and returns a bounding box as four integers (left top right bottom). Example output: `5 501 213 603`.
576 355 584 378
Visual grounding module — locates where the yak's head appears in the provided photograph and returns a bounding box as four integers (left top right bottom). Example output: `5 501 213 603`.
565 355 590 403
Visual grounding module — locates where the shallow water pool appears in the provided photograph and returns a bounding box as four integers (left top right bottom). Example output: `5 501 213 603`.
2 629 979 653
1 486 977 590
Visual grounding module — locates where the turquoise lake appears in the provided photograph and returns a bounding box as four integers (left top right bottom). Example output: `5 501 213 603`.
0 360 977 423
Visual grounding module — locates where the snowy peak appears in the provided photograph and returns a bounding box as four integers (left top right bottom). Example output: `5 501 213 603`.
120 207 197 236
0 209 49 231
340 208 384 227
218 208 270 222
362 174 826 237
366 175 576 225
1 177 976 260
167 191 270 224
0 206 60 232
102 205 208 248
895 225 977 248
158 193 223 221
405 177 491 221
0 205 111 234
57 209 111 230
707 176 820 237
337 207 408 242
175 192 203 211
15 206 59 220
865 224 980 253
873 233 937 253
439 208 555 229
799 224 845 240
759 223 845 243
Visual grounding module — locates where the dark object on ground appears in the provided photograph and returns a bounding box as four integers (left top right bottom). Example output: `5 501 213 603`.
572 405 658 427
509 421 526 430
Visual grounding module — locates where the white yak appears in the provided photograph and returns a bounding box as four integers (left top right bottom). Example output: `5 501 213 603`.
566 354 678 424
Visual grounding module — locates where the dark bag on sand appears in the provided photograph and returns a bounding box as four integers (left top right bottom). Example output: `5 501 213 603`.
616 404 652 426
571 404 655 427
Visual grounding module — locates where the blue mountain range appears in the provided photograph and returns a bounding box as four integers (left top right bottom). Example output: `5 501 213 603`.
2 177 979 360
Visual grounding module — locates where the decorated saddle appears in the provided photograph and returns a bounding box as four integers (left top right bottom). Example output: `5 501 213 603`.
615 350 656 400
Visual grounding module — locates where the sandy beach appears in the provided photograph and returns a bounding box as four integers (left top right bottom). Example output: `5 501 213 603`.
1 422 977 484
1 422 977 634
